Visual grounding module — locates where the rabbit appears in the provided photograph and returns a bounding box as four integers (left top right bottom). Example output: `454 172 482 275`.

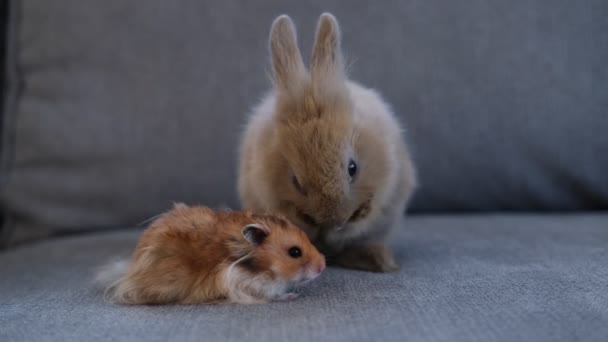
96 204 325 304
238 13 417 272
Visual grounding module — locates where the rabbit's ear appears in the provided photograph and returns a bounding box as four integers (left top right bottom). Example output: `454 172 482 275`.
269 15 307 92
311 13 345 95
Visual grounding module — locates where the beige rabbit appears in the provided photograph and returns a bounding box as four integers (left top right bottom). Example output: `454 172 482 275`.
238 13 416 272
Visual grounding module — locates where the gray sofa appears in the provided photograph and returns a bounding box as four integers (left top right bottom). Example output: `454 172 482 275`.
1 1 607 341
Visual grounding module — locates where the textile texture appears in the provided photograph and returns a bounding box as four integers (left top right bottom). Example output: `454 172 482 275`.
1 214 607 342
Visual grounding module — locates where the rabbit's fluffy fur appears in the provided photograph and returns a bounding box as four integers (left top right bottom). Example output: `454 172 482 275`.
238 13 416 272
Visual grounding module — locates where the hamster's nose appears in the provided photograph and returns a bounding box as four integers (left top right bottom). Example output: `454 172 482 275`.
315 259 326 274
307 261 325 276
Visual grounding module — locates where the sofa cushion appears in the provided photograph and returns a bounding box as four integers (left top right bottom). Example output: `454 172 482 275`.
2 0 608 245
1 214 607 342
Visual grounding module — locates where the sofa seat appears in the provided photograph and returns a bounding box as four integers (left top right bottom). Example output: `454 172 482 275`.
1 214 607 342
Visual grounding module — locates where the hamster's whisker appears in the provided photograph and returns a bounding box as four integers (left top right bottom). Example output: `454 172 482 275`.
137 213 163 227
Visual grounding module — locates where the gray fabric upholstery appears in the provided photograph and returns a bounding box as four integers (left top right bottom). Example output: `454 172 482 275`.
1 214 607 342
2 0 608 244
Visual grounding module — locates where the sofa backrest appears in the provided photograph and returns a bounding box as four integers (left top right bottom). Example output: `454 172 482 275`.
2 0 607 246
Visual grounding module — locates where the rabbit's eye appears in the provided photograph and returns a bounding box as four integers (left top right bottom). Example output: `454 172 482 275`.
348 159 357 181
291 175 306 195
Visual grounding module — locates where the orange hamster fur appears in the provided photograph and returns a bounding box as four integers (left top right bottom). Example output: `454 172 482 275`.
96 204 325 305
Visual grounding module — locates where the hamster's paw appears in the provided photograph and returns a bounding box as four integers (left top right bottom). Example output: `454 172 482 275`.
275 292 299 301
332 244 400 273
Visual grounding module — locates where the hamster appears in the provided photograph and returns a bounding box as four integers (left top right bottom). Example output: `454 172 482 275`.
97 204 326 305
238 14 417 272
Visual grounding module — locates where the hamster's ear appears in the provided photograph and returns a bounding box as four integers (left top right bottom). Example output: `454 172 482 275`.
173 202 188 209
242 224 270 245
269 15 307 93
311 13 346 96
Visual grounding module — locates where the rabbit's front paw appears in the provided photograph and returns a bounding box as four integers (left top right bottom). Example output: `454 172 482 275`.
332 244 399 273
275 292 299 301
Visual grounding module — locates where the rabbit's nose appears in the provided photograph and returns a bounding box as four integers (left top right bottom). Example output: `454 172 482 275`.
334 216 351 231
322 215 349 229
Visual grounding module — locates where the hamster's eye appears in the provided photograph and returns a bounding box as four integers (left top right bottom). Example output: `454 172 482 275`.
291 175 306 195
288 246 302 258
348 159 357 181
